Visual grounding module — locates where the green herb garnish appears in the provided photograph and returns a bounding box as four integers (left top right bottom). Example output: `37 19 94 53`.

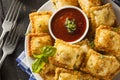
112 27 119 32
65 18 77 33
32 46 56 73
89 41 95 48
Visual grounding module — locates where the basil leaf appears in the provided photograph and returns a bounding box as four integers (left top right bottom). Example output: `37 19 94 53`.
32 54 43 58
32 46 56 73
32 59 42 72
41 46 56 57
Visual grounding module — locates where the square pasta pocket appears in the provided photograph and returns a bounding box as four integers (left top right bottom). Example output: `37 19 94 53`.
90 3 116 32
49 39 85 70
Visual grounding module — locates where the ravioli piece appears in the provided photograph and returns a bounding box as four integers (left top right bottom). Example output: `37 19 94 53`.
75 39 91 54
50 39 84 70
95 25 120 60
51 0 79 10
81 49 120 79
40 63 56 80
29 11 52 33
78 0 102 17
90 3 116 32
27 33 53 56
55 68 99 80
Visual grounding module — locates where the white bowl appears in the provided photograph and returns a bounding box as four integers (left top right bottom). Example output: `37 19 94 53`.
49 6 89 44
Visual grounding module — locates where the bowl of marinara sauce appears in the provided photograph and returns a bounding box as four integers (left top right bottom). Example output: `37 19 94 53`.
49 6 89 44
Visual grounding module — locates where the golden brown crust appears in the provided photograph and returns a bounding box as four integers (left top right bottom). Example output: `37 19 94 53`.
78 0 102 17
90 3 116 32
27 33 53 57
55 68 99 80
94 25 120 61
51 0 79 10
40 63 56 80
55 68 80 80
50 39 85 70
29 11 52 33
81 49 120 79
75 39 91 54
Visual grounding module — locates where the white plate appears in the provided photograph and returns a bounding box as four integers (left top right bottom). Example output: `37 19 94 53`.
25 0 120 80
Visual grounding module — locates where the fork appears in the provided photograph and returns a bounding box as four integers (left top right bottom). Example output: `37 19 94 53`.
0 0 22 47
0 26 20 68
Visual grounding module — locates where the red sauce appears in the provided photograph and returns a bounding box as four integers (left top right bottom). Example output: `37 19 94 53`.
51 8 86 42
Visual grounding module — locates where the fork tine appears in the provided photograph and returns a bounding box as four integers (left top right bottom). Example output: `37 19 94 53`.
3 31 12 46
10 1 20 22
11 1 22 22
11 2 22 29
12 33 20 47
13 25 23 46
4 0 15 20
7 26 18 45
11 28 18 45
13 2 23 23
3 25 20 50
3 27 16 45
7 0 18 21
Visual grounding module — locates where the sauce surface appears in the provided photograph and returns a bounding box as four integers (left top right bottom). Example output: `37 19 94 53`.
51 8 86 42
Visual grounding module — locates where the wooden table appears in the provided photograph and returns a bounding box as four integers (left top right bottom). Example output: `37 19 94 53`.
0 0 48 80
0 0 120 80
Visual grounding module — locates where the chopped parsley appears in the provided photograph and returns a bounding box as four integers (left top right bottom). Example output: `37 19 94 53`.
89 41 95 48
65 18 77 33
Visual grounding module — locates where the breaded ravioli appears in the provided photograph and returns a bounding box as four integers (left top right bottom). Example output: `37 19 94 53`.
29 11 52 33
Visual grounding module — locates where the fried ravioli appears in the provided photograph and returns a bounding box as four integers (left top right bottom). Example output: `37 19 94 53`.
27 33 53 56
81 49 120 79
95 25 120 60
51 0 79 10
40 63 56 80
29 11 52 33
78 0 102 17
90 3 116 32
49 39 84 70
55 68 99 80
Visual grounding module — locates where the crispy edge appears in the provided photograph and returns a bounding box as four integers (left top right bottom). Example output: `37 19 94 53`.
49 39 83 69
94 25 120 62
27 33 52 57
55 68 100 80
94 25 120 52
94 25 112 50
51 0 57 9
75 39 90 46
54 39 81 49
91 3 112 11
78 0 89 17
90 3 116 30
29 11 52 33
40 63 57 80
51 0 79 10
78 0 102 17
81 49 120 80
55 68 80 80
80 49 93 73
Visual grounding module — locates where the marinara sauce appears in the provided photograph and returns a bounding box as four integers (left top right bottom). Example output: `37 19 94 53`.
51 8 86 42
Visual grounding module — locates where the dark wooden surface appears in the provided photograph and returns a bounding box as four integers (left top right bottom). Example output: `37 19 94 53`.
0 0 48 80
